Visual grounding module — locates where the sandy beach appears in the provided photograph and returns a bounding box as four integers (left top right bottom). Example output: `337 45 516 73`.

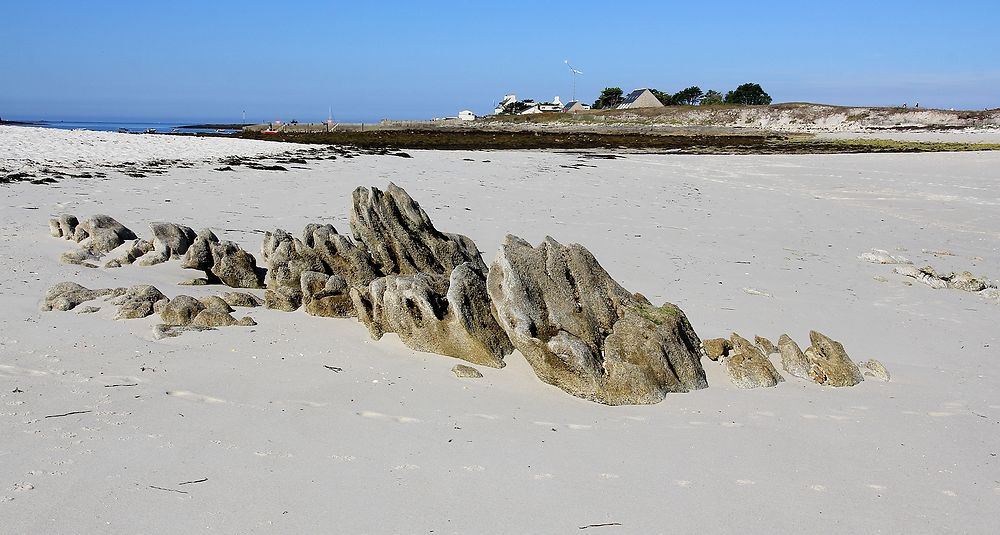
1 126 998 533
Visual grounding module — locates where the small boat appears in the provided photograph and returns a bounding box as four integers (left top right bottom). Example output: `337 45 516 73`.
262 128 278 135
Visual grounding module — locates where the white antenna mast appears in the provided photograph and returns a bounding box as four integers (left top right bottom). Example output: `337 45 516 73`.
565 60 583 103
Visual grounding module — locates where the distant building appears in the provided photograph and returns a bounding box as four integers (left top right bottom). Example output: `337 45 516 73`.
520 96 563 115
494 94 518 115
458 110 476 121
617 88 663 109
563 100 590 113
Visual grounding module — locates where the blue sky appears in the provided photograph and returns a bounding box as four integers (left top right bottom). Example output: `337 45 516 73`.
2 0 998 122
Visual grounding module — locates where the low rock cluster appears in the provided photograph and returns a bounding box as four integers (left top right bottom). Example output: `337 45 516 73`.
702 331 889 388
44 184 891 405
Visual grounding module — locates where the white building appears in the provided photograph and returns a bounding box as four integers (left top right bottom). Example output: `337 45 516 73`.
458 110 476 121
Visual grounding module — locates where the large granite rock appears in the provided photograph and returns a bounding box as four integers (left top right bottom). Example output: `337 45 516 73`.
160 295 206 326
261 229 327 311
486 235 707 405
302 223 380 287
181 229 264 288
777 334 811 380
724 334 784 389
352 263 512 368
350 183 486 275
49 214 136 254
105 239 154 267
301 271 355 317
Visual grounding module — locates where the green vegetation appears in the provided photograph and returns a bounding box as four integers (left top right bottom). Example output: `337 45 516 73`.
724 83 772 105
700 90 724 105
634 303 683 325
592 88 625 109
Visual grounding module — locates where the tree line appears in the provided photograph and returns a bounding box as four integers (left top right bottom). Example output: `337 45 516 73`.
592 83 772 109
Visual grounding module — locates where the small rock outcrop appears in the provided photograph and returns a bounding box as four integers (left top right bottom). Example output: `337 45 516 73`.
350 183 487 275
859 249 911 265
353 263 512 368
41 282 109 311
755 335 777 355
160 295 206 326
806 331 864 387
181 229 264 288
724 334 784 389
777 334 811 380
861 359 891 382
105 239 153 267
49 214 137 253
60 249 100 268
139 222 197 266
486 235 707 405
702 338 730 361
301 271 355 317
452 364 483 378
221 292 263 308
113 285 169 319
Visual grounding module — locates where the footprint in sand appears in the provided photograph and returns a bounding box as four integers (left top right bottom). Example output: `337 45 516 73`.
674 480 692 488
941 490 958 497
927 412 953 417
469 414 498 420
0 365 47 378
165 391 225 404
462 465 485 472
567 424 592 430
392 464 420 471
720 422 744 428
330 454 356 463
800 414 820 419
809 485 827 492
532 473 553 480
358 411 420 423
599 473 621 480
868 484 887 491
279 400 328 408
736 480 755 486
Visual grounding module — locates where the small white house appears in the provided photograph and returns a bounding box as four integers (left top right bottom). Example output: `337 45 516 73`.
494 94 518 115
458 110 476 121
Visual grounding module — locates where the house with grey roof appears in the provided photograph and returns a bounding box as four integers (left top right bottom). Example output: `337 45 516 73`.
617 88 664 109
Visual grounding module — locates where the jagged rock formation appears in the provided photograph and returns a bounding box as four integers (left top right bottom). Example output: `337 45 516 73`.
160 294 254 328
486 235 707 405
894 265 995 293
49 214 137 253
41 282 112 311
181 229 264 288
724 334 784 389
261 225 379 313
60 249 100 268
353 263 512 368
350 183 486 275
755 335 777 355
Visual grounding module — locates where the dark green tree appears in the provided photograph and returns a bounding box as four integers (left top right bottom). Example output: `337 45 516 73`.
700 90 724 105
593 87 624 109
499 101 533 115
650 89 675 106
724 83 772 105
672 86 704 105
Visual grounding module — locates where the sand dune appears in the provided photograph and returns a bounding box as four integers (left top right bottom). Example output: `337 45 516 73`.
1 127 998 533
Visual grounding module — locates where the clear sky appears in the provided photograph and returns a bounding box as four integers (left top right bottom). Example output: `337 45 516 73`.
2 0 998 122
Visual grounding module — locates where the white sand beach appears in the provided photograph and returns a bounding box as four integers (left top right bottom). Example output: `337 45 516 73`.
1 127 998 533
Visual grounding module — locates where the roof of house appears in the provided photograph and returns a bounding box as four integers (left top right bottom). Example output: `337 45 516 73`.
620 88 652 107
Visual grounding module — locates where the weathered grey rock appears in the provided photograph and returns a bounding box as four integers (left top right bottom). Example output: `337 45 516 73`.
105 239 153 267
160 295 206 326
71 215 137 253
77 305 101 314
946 271 991 292
60 249 99 268
41 282 108 311
221 292 263 308
806 331 864 387
777 334 812 380
702 338 730 361
486 235 707 405
894 265 948 289
153 324 216 339
236 316 257 327
264 287 301 311
191 309 239 327
142 222 197 265
861 359 891 382
724 334 784 389
178 278 210 286
452 364 483 378
350 183 486 276
353 263 512 368
50 214 79 240
199 295 234 313
755 335 777 355
261 229 324 310
182 229 264 288
301 271 354 317
114 285 169 320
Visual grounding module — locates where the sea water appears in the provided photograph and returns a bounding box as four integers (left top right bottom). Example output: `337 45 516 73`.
23 121 240 134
